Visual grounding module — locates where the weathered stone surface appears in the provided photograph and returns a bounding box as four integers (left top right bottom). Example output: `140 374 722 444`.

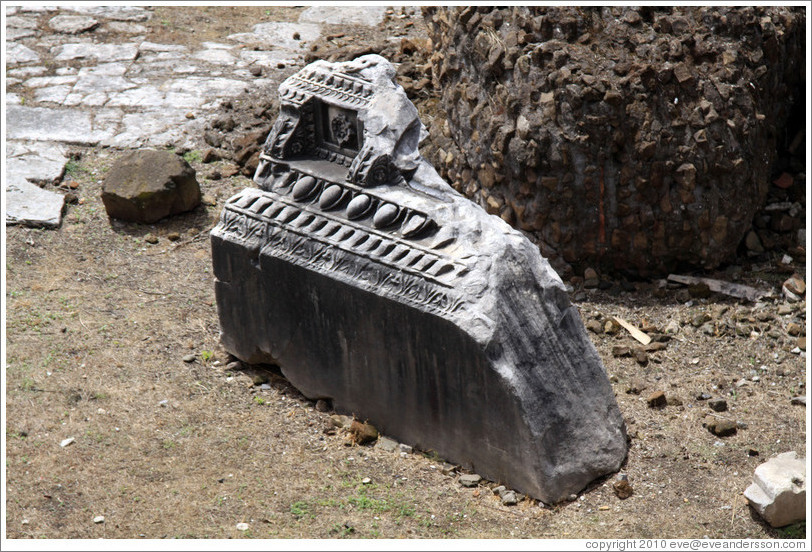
7 43 40 65
299 6 387 26
5 178 66 228
52 42 139 62
211 55 627 504
48 15 99 34
424 7 806 276
6 105 113 145
102 149 201 223
744 451 806 527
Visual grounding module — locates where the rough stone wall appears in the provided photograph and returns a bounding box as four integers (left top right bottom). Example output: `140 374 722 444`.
424 6 805 276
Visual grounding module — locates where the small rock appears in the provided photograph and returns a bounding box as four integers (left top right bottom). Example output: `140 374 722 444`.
225 360 243 371
696 392 712 401
604 318 621 334
349 419 378 445
361 477 371 484
634 349 649 366
144 233 158 244
315 399 330 412
377 436 398 452
625 380 646 395
584 267 600 288
744 451 806 527
249 65 262 77
790 396 806 406
586 319 603 334
501 490 518 505
708 399 728 412
60 437 75 447
706 419 737 437
664 320 681 334
612 346 631 358
459 474 482 487
797 337 806 351
647 391 667 408
398 443 413 454
688 283 712 298
613 474 633 499
745 230 764 253
786 322 802 337
182 354 196 363
440 462 457 475
158 399 169 407
167 232 181 241
329 414 351 429
748 449 760 457
93 515 105 524
236 522 249 531
493 485 506 496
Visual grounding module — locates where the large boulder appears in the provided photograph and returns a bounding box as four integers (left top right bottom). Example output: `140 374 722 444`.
102 149 201 223
424 6 806 276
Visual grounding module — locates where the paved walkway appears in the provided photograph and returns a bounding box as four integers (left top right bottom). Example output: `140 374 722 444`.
4 5 391 226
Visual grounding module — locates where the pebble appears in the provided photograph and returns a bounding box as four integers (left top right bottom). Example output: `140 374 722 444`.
361 477 371 484
376 436 398 453
664 320 681 334
314 399 329 412
646 390 667 408
459 474 482 487
583 267 600 288
398 443 413 454
349 419 378 445
182 354 196 363
167 232 181 241
783 274 805 297
790 396 806 406
786 322 801 336
144 233 158 244
613 474 633 499
708 398 728 412
501 490 518 506
60 437 75 447
706 419 737 437
236 522 249 531
93 515 105 524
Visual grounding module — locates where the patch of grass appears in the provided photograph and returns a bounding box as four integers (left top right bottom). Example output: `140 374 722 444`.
253 396 266 406
776 521 805 539
290 500 311 519
64 159 88 177
183 150 203 164
200 350 214 362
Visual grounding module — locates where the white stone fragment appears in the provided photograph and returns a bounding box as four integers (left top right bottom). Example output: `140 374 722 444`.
299 6 387 26
7 43 41 65
228 22 321 51
52 42 139 62
48 14 99 34
744 451 806 527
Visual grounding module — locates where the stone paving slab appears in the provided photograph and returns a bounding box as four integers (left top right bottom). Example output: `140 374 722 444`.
5 179 66 228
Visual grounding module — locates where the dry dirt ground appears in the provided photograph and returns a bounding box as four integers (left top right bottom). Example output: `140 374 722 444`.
4 6 809 542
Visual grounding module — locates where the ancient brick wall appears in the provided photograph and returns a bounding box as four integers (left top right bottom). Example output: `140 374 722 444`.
423 6 805 276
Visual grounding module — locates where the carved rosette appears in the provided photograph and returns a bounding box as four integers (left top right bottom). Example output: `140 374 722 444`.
348 144 401 187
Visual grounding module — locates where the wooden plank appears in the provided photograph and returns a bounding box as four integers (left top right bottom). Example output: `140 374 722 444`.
612 316 651 345
666 274 768 302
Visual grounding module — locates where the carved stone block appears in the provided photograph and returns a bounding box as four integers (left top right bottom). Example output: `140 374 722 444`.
211 55 627 503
